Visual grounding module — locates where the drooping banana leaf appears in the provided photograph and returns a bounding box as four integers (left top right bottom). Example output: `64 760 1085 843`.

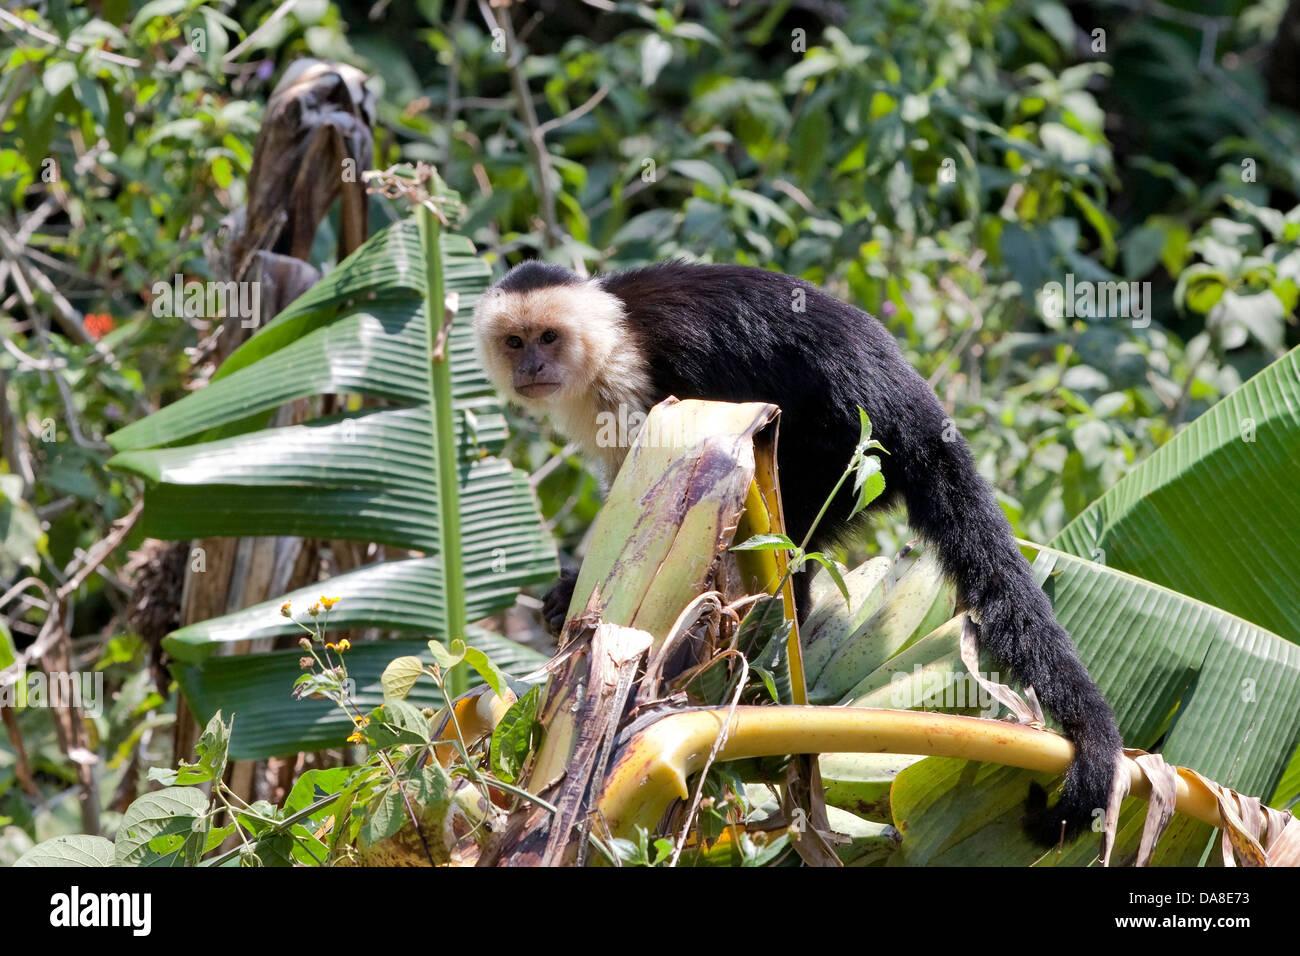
1052 343 1300 810
1054 344 1300 645
821 543 1300 865
106 213 557 756
807 346 1300 862
801 540 1300 863
107 223 494 450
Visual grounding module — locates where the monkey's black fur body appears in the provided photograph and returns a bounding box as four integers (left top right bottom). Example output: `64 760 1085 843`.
501 259 1121 845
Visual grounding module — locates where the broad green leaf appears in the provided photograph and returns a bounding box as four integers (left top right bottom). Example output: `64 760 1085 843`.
669 158 727 192
1034 541 1300 792
1054 345 1300 644
890 543 1300 864
363 699 430 748
107 228 493 451
150 711 231 786
464 645 509 699
427 638 467 671
490 684 542 784
163 553 552 663
730 532 796 551
14 835 115 867
381 656 426 702
0 474 44 579
109 218 557 675
728 188 795 230
360 788 409 846
114 787 211 867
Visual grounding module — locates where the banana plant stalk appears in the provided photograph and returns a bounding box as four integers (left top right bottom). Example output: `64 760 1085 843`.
419 205 468 698
594 706 1225 840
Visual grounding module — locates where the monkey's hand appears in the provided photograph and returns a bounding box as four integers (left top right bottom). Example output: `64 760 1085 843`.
542 568 579 636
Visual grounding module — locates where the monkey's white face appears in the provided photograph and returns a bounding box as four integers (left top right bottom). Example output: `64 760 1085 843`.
471 282 626 410
472 277 654 476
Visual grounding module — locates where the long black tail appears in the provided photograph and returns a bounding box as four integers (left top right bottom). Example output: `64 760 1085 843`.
893 404 1122 844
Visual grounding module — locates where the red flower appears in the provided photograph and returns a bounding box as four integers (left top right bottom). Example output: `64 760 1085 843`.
83 313 115 340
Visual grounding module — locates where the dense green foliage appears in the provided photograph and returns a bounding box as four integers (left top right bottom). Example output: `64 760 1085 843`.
2 1 1299 865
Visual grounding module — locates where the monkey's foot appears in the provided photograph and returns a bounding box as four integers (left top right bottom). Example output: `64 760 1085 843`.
542 568 578 635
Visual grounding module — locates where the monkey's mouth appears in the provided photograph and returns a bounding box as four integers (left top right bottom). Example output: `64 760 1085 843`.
516 382 561 399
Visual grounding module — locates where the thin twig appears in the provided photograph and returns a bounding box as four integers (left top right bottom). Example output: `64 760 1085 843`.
0 225 96 348
43 357 112 451
535 85 611 137
444 0 469 127
478 0 561 247
56 499 144 601
928 275 986 389
529 441 580 488
0 367 35 488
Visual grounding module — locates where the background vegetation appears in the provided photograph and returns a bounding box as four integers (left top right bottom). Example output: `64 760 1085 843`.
2 0 1299 864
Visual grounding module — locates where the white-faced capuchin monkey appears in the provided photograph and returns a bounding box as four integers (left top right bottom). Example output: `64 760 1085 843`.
473 258 1122 845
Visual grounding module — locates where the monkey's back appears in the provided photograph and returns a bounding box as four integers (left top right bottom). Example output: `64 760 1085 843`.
598 262 947 546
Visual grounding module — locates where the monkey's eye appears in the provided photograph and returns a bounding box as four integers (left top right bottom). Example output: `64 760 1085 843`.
540 329 558 344
506 335 523 349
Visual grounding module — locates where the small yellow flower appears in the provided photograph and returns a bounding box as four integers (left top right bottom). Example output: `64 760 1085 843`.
280 602 292 618
336 639 351 652
347 731 364 744
321 595 341 610
307 603 321 617
353 715 370 727
325 642 337 651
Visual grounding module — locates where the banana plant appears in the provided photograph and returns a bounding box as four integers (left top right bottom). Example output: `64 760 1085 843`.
799 346 1300 864
107 206 557 758
812 541 1300 865
1054 345 1300 645
475 398 1295 865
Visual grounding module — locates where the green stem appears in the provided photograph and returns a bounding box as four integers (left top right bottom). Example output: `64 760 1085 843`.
747 453 858 634
204 792 340 867
419 207 469 699
797 458 855 555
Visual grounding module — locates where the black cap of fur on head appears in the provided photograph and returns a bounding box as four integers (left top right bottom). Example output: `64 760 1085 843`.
493 260 583 294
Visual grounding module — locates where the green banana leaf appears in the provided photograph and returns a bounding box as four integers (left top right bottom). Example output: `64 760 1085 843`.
1053 343 1300 810
807 346 1300 863
108 217 555 650
108 224 502 450
808 540 1300 865
906 544 1299 865
1054 344 1300 645
106 214 557 757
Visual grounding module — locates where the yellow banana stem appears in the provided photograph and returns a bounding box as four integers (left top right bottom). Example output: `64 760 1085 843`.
596 706 1222 838
734 478 807 703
